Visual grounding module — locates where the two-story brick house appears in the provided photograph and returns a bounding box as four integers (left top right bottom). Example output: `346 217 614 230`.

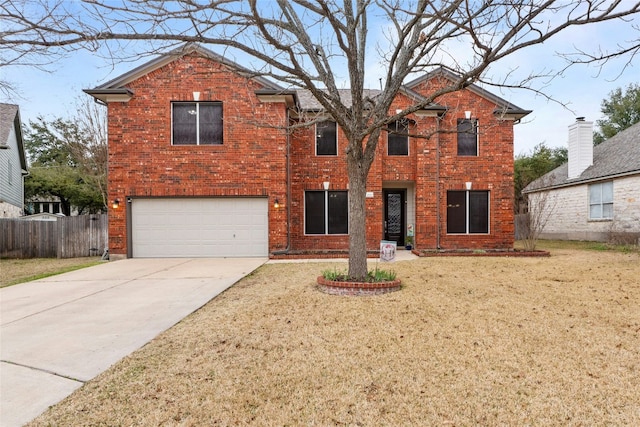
86 44 530 258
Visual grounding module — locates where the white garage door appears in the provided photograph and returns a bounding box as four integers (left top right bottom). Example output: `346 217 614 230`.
131 198 268 257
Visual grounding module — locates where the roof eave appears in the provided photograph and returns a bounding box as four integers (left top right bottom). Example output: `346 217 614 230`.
88 43 284 93
254 90 297 107
524 169 640 193
493 108 532 122
12 108 27 170
415 106 448 118
83 88 134 103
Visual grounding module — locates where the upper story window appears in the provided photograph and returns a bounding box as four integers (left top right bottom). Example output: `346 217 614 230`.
388 120 409 156
457 118 478 156
316 120 337 155
589 181 613 220
172 102 223 145
305 190 348 235
447 190 489 234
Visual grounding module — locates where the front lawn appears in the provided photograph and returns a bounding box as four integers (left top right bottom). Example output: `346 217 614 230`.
29 246 640 426
1 257 103 288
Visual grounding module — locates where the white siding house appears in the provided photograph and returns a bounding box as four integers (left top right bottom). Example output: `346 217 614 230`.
0 104 28 218
524 119 640 243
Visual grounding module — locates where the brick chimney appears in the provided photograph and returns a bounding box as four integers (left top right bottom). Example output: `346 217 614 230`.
567 117 593 179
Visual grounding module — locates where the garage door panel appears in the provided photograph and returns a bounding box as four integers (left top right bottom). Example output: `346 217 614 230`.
132 198 268 258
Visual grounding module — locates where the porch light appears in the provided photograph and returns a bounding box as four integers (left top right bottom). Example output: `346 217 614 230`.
112 198 120 209
274 199 280 209
465 111 472 119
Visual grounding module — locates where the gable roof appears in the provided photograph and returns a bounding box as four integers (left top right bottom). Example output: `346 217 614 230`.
0 103 27 171
295 87 447 116
296 88 380 111
85 43 526 120
525 121 640 193
85 43 285 102
405 67 531 120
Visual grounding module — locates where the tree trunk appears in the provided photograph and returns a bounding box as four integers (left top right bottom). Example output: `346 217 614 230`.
346 145 371 280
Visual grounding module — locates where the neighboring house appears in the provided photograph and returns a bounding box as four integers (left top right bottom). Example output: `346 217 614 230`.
0 103 28 218
20 212 65 221
25 196 73 216
85 44 530 258
524 119 640 242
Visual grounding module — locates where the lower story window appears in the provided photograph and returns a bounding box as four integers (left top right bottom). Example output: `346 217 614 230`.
447 190 489 234
589 181 613 219
305 190 348 234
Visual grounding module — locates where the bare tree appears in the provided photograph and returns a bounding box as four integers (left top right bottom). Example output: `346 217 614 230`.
519 178 558 251
71 96 108 210
1 0 639 278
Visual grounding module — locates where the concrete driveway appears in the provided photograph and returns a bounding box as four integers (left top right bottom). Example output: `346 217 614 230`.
0 257 266 427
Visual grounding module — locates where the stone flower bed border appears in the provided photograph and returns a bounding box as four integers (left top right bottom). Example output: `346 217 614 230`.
316 275 402 296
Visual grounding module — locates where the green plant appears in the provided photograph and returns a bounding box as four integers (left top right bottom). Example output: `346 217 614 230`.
321 267 347 281
368 266 397 282
321 266 397 283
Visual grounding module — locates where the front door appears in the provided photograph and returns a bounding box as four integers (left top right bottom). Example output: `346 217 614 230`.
384 190 405 246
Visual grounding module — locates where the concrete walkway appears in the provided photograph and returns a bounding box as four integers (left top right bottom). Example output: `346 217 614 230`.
0 257 266 427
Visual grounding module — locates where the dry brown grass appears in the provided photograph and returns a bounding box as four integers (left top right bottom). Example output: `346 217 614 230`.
1 257 102 288
29 248 640 426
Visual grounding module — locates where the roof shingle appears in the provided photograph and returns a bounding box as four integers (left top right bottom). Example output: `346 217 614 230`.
524 121 640 192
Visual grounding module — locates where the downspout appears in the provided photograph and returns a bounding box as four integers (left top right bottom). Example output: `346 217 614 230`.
272 106 292 255
21 170 29 215
435 114 442 249
285 107 292 251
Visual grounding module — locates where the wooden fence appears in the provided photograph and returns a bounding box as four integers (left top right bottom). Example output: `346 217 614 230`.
514 213 529 240
0 214 108 259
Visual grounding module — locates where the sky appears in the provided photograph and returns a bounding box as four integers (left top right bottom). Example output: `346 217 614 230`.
1 7 638 157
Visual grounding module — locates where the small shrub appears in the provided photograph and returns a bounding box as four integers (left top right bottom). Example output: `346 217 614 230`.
607 231 640 246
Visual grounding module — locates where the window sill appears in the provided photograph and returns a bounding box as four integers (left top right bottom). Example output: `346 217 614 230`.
445 233 490 235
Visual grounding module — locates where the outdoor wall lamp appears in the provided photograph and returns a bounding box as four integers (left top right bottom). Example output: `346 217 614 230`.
112 199 120 209
465 110 472 119
274 199 280 209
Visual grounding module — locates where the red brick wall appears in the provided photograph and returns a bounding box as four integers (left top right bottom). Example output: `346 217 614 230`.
107 53 289 256
410 76 516 249
287 80 516 252
107 55 518 256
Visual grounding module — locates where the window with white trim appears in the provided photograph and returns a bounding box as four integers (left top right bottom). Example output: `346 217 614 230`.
457 118 478 156
316 121 337 155
447 190 489 234
589 181 613 220
305 190 348 234
172 102 223 145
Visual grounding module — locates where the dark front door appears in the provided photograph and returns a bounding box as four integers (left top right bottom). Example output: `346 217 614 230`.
384 190 405 246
